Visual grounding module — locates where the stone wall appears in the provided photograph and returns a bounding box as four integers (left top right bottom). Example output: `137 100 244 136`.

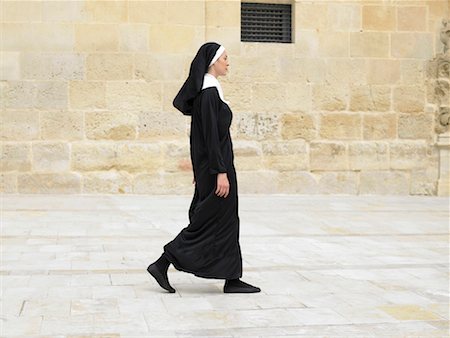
1 0 448 195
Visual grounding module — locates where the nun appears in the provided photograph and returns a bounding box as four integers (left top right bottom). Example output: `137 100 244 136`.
147 42 261 294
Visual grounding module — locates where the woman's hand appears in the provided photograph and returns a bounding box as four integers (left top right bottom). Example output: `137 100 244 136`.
215 173 229 198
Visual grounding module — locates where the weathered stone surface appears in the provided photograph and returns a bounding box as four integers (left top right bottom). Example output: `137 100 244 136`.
310 142 348 171
69 81 106 109
32 142 70 172
286 83 311 113
206 1 239 27
1 52 20 80
391 33 433 59
350 32 390 58
128 1 167 24
295 3 328 30
278 171 318 194
410 167 439 196
2 0 42 21
162 141 191 173
83 0 128 22
115 143 163 173
134 172 194 195
326 59 367 86
0 111 39 141
363 113 397 140
368 59 400 85
135 53 185 82
393 86 425 113
349 86 391 112
232 112 281 140
319 113 362 140
294 30 320 58
86 53 133 80
3 81 36 109
18 173 81 193
34 81 68 109
206 26 241 56
319 32 349 57
149 25 204 53
360 171 409 195
0 143 31 171
137 111 188 140
236 170 279 194
85 111 138 140
71 142 117 171
318 171 358 194
251 83 286 113
327 3 361 32
312 84 348 111
83 171 133 194
106 81 162 111
41 0 87 22
0 173 17 193
232 140 263 171
221 81 252 113
227 57 278 82
75 24 119 52
362 5 396 31
119 24 149 52
261 140 308 171
281 112 317 141
349 142 389 170
21 52 84 80
41 111 84 141
389 141 429 170
397 6 427 31
398 113 433 139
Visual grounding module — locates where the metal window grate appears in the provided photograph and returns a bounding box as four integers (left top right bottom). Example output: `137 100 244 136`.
241 2 292 43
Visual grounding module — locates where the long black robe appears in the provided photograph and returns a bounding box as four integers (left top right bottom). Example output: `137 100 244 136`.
163 87 243 280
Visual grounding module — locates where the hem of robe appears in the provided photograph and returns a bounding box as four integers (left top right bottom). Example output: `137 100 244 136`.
163 249 242 280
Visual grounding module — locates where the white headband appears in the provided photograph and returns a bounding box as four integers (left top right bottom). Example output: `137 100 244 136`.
209 45 225 67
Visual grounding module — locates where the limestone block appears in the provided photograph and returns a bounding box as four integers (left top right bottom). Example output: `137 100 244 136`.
261 140 308 171
348 141 389 170
106 81 162 111
41 1 87 22
71 142 118 171
281 113 317 141
34 81 68 110
310 142 348 171
410 167 439 196
391 33 433 59
149 25 204 53
32 142 70 172
363 113 397 140
0 111 39 141
319 113 362 140
134 172 194 195
135 54 185 82
389 140 429 170
221 81 252 113
205 26 241 56
350 32 389 58
236 170 279 193
0 143 31 171
317 171 358 194
359 171 409 195
398 113 434 139
83 171 133 194
255 113 282 140
162 141 191 173
319 32 349 57
1 52 20 80
1 23 74 51
326 59 367 86
393 86 425 113
137 111 188 140
163 82 187 114
232 140 263 171
86 53 133 80
128 1 167 24
83 0 128 22
18 173 81 194
228 57 278 82
367 59 400 85
85 111 138 140
41 111 84 141
206 1 240 27
349 85 391 112
75 24 119 52
167 1 204 25
278 171 318 194
327 3 361 32
69 81 106 109
119 24 149 52
294 30 319 58
312 84 348 111
3 81 35 109
232 112 257 140
286 83 311 113
428 0 448 19
21 52 84 80
232 113 282 140
115 143 163 173
253 82 286 113
397 6 427 31
294 3 328 30
2 0 42 21
0 173 17 193
362 5 396 31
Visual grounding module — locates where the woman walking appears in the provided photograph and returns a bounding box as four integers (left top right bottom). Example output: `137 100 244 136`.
147 42 261 294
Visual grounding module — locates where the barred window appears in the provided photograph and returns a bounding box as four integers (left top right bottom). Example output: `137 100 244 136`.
241 2 292 43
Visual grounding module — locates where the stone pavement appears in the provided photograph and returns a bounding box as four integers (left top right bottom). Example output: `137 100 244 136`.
0 194 448 337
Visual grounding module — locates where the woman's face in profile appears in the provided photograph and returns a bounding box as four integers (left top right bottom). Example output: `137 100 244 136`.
214 51 229 76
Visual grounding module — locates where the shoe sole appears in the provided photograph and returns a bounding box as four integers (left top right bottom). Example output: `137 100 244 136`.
147 264 176 293
224 288 261 293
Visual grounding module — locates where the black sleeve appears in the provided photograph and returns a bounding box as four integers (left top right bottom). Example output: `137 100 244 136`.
200 89 227 175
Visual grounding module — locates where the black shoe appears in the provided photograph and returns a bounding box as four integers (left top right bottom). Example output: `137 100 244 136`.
147 263 176 293
223 279 261 293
